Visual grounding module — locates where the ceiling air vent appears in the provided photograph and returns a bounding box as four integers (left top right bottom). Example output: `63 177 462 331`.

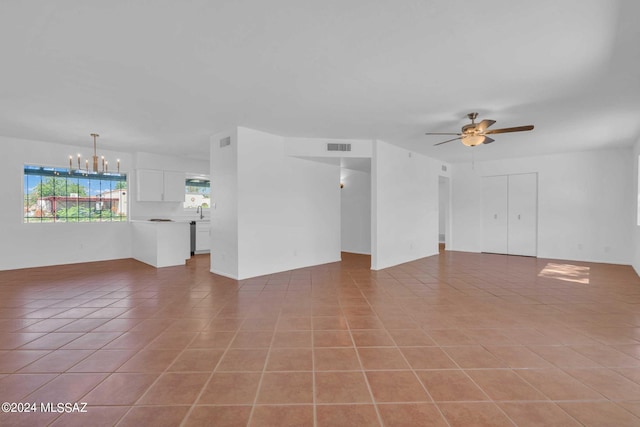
327 143 351 152
220 136 231 148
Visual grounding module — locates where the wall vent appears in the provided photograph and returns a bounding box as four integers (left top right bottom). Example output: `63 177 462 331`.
441 165 447 172
220 136 231 148
327 143 351 152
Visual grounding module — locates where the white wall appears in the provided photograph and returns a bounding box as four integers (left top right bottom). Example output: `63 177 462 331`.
0 136 134 270
210 127 342 280
371 140 441 270
210 129 239 279
341 167 371 254
451 148 633 264
632 139 640 274
237 127 341 279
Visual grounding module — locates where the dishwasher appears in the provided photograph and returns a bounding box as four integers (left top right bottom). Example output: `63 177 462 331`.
189 221 196 256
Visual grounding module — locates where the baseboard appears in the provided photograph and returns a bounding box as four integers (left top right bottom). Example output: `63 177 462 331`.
341 250 371 256
209 268 239 280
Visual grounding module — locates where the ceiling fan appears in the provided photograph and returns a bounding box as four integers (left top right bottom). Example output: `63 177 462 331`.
427 112 534 147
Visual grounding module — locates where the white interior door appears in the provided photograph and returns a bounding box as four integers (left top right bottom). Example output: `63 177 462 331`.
482 175 508 254
507 173 537 256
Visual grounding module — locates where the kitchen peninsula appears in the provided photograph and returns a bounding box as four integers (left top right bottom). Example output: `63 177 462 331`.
131 220 190 267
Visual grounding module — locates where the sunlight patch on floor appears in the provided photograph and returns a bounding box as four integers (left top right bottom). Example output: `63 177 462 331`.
538 262 590 284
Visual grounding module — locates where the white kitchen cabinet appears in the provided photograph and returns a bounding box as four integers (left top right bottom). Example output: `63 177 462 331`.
136 169 163 201
136 169 185 202
195 221 211 252
163 171 185 202
482 173 537 256
131 221 190 267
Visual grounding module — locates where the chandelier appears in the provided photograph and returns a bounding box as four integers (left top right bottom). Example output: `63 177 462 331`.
68 133 120 174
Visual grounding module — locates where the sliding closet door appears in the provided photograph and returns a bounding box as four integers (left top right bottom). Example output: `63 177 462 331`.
481 175 508 254
507 173 537 256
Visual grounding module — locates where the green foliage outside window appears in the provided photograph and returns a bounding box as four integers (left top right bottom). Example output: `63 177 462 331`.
24 165 128 223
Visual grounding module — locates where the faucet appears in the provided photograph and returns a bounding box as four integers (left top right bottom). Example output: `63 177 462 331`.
196 205 204 220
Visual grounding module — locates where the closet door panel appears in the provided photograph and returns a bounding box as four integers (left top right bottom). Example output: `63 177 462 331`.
507 173 537 256
481 176 508 254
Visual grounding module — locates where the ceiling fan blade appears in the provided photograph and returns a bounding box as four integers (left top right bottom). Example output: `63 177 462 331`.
482 137 495 144
425 132 462 135
477 120 496 132
434 137 462 146
484 125 534 135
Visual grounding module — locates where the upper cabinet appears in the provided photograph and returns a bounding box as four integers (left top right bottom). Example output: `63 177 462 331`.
136 169 163 201
137 169 185 202
163 171 186 202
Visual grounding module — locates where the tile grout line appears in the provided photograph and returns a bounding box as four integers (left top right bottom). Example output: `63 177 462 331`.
345 271 385 427
113 315 198 427
311 306 317 427
179 309 248 427
105 300 224 426
245 309 279 426
15 320 136 425
365 272 456 427
30 302 156 426
391 325 453 427
174 290 241 426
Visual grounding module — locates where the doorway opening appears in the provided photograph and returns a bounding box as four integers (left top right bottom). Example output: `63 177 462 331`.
340 158 372 264
438 175 450 252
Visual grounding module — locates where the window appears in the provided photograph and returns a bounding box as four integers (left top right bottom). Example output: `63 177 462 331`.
23 165 127 223
184 178 210 209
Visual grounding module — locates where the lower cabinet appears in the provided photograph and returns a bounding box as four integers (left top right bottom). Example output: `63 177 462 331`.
132 221 190 267
195 222 210 253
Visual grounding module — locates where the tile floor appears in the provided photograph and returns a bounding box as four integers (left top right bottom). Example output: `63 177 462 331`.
1 251 640 426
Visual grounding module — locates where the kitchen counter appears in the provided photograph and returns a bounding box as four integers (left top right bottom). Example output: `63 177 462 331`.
131 220 190 267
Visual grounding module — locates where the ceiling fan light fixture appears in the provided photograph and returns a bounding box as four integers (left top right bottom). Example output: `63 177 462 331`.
428 113 534 147
462 135 485 147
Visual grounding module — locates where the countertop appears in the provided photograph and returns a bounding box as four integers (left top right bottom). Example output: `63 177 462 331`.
130 219 210 223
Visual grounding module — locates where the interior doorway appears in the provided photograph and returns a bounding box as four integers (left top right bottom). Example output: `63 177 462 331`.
438 175 450 252
340 158 372 259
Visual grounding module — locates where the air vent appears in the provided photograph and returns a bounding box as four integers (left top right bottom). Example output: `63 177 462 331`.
220 136 231 148
441 165 447 172
327 143 351 152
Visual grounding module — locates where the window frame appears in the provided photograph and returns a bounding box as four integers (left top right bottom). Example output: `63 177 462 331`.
183 177 211 210
23 164 129 224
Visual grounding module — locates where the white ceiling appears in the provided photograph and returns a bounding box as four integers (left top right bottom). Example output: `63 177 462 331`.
1 0 639 163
